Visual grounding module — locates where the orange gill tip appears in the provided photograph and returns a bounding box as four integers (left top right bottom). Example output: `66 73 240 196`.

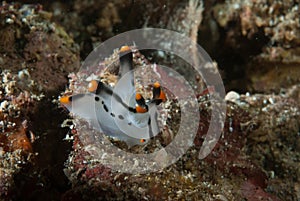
135 93 143 100
153 81 160 88
60 96 71 104
153 81 167 102
120 45 131 53
136 105 148 113
88 80 98 92
159 91 167 102
140 139 146 143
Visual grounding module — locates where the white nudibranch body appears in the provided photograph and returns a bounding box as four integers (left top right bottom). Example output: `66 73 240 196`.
60 46 167 147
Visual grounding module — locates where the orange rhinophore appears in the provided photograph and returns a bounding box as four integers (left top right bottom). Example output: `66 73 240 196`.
119 45 131 53
88 80 99 92
60 96 71 104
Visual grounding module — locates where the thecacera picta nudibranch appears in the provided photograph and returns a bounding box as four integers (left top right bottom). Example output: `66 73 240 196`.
60 46 167 147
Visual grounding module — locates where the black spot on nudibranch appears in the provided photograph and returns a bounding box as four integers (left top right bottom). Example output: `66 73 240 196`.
95 96 100 101
118 115 124 120
128 122 132 125
110 113 115 117
103 104 109 112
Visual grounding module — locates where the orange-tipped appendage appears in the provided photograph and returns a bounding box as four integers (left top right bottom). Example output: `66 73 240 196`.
120 45 131 53
135 93 143 101
60 96 71 104
136 105 148 113
140 139 146 143
159 91 167 102
88 80 98 92
153 81 160 88
153 82 167 102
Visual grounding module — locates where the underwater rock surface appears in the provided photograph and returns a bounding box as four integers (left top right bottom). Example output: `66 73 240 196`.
0 2 79 200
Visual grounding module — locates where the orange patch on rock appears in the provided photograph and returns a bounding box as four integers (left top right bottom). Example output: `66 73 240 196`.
7 125 33 154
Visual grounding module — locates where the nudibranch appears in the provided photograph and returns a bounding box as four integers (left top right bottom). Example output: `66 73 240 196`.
60 46 167 147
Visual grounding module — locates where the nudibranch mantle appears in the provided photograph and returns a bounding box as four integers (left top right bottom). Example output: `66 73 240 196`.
60 46 167 147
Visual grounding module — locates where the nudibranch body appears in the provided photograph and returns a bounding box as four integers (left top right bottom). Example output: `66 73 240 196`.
60 46 167 147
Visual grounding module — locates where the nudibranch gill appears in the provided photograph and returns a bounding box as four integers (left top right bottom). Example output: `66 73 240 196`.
60 46 167 147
